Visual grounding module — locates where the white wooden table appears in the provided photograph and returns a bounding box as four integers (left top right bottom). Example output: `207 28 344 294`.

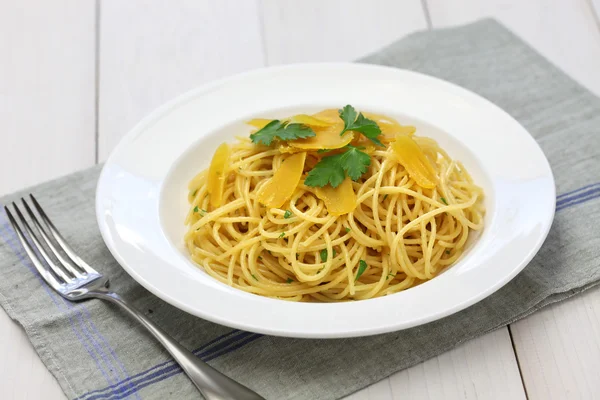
2 1 600 399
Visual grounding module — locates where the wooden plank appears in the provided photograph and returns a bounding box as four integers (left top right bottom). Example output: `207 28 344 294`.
426 1 600 399
387 329 525 400
259 0 429 64
0 308 66 400
344 329 525 399
0 1 95 397
260 2 525 399
426 0 600 96
510 287 600 399
593 0 600 22
97 0 266 161
0 1 96 196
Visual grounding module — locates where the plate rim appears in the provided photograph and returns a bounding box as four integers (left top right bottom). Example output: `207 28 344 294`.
96 62 556 338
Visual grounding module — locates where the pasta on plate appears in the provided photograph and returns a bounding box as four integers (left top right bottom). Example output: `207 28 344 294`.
184 106 484 302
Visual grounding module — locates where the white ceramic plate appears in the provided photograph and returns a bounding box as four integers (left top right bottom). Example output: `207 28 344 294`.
96 63 555 338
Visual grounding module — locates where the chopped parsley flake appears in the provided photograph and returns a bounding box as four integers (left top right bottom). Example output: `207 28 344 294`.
355 260 368 281
251 274 258 281
278 232 286 239
286 278 293 284
258 256 263 260
284 210 292 219
345 227 351 233
193 206 199 213
320 249 337 262
383 194 388 201
319 249 327 262
445 250 451 254
440 197 448 205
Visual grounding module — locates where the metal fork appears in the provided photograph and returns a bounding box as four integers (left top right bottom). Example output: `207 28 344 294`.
4 195 264 400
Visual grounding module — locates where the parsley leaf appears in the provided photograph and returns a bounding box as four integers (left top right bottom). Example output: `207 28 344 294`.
445 250 451 255
277 123 315 141
338 146 371 180
286 277 293 284
284 210 292 219
251 274 258 281
250 120 315 146
249 120 282 145
345 227 351 233
339 105 357 133
355 260 368 281
383 194 388 201
304 145 371 188
339 105 383 147
278 232 286 239
193 206 199 213
440 197 448 205
304 154 345 187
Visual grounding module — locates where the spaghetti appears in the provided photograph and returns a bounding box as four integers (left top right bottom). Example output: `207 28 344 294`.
184 109 484 302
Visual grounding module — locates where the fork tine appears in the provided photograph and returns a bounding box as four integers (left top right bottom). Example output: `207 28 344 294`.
30 194 97 275
4 205 64 290
11 202 72 283
21 199 84 278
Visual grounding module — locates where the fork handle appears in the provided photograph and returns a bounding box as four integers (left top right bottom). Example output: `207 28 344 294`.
90 290 265 400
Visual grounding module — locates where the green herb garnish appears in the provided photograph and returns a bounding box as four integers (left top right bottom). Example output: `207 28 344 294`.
345 227 351 233
191 189 198 197
304 145 371 188
355 260 368 281
386 273 395 280
278 232 286 239
286 278 293 284
258 256 263 260
320 249 328 263
319 249 337 262
250 120 316 146
445 250 451 255
251 274 258 281
383 194 388 201
284 210 292 219
339 105 383 147
193 206 199 213
440 197 448 205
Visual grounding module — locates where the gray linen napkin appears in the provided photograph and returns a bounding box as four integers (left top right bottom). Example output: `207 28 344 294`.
1 19 599 400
